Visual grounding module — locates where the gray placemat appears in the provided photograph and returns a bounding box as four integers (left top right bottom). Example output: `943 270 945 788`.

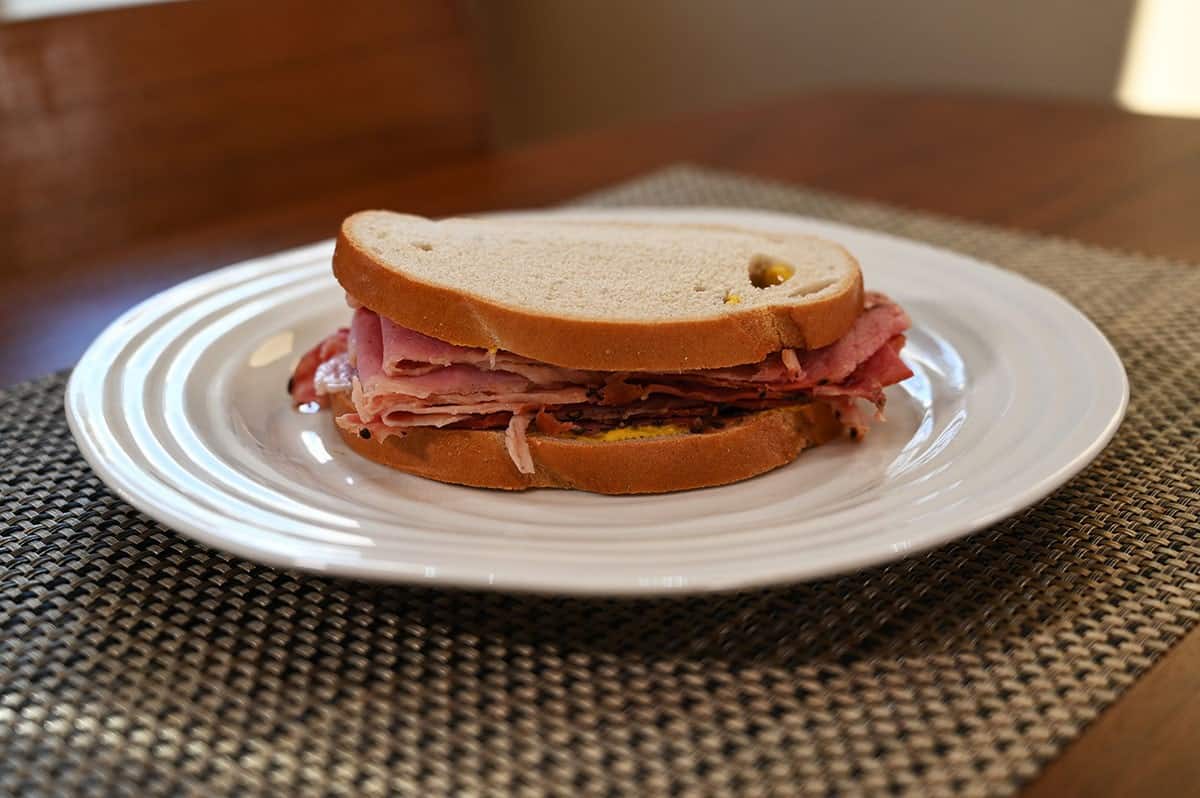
2 166 1198 797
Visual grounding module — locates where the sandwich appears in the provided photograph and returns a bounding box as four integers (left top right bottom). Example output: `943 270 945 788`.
289 211 913 494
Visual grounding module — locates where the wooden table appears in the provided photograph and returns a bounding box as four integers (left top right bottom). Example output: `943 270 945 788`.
4 90 1199 794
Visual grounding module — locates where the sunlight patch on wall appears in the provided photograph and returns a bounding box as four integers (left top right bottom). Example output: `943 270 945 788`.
1117 0 1200 117
0 0 177 22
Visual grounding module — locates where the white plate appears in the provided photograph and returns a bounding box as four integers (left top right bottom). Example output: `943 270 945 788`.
65 207 1127 595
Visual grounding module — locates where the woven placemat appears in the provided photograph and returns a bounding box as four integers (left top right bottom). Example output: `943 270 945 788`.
2 166 1198 797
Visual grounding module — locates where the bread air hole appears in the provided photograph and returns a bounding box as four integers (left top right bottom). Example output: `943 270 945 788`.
748 255 795 288
412 241 433 251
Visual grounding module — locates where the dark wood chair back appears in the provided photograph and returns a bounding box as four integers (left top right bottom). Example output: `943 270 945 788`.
0 0 486 273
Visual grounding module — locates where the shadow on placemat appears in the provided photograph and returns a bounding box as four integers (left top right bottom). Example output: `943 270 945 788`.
2 166 1198 797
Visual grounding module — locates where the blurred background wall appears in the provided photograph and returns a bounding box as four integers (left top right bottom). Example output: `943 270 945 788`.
471 0 1153 146
4 0 1198 150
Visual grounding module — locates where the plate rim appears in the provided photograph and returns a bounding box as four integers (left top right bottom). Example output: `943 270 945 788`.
65 206 1129 595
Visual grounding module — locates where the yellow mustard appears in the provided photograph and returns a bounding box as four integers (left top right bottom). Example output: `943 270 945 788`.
756 261 795 286
576 424 690 441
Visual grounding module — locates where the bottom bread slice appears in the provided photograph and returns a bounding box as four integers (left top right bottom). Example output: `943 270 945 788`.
330 392 843 494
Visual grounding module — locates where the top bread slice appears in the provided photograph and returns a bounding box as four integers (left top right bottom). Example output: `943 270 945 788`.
332 211 864 371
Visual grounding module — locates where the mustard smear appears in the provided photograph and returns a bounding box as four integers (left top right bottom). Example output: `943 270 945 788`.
575 423 689 442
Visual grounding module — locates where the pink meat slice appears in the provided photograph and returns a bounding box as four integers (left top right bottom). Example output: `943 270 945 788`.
364 364 532 400
789 294 911 387
294 295 914 471
814 336 912 409
380 314 599 386
504 414 536 475
349 307 384 383
381 316 484 370
289 328 349 407
351 309 591 422
655 293 909 390
376 394 590 422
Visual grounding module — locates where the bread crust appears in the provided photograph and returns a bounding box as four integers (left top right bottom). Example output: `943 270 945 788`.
332 215 864 372
330 393 843 494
